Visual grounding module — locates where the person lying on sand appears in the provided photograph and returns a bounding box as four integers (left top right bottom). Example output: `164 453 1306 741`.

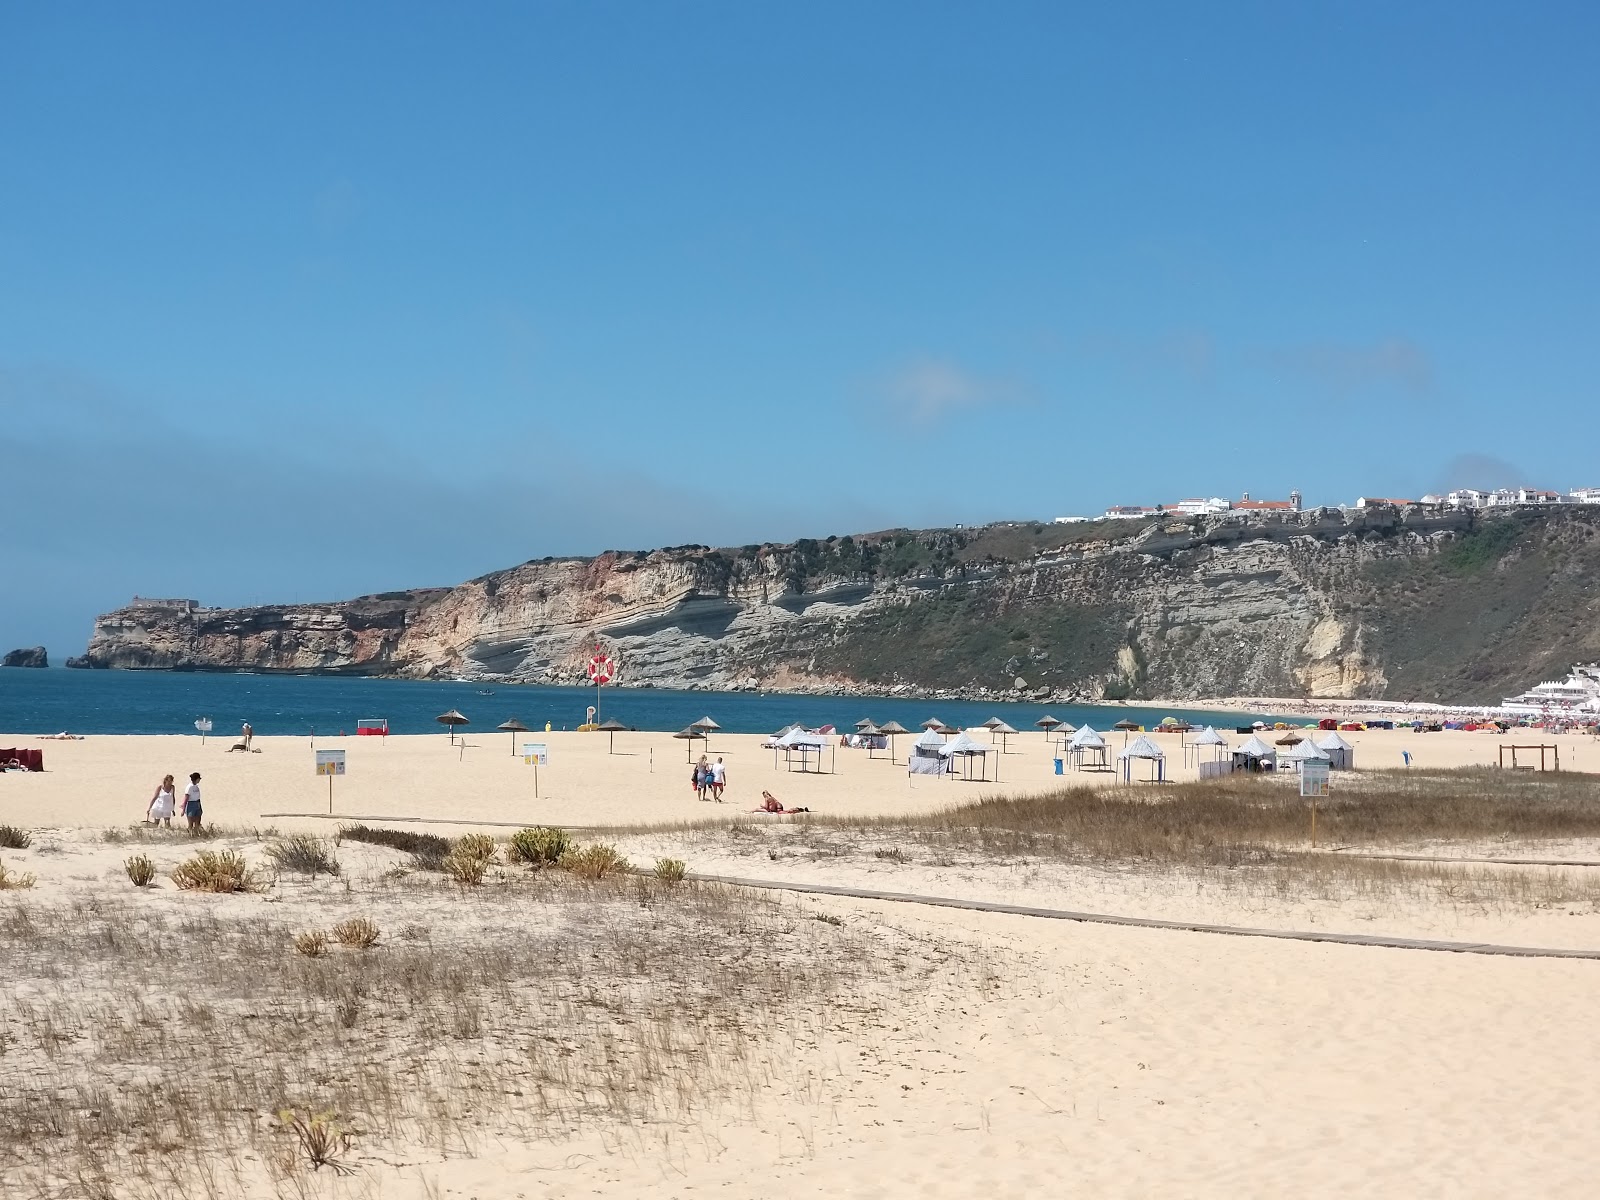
753 790 809 815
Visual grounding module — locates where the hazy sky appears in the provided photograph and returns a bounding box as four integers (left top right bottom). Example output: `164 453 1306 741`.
4 2 1597 654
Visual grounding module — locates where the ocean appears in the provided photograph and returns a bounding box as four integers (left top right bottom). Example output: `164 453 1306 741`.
0 668 1270 738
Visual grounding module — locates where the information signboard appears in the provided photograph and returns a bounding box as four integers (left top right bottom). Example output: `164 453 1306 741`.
1299 759 1330 798
315 750 347 776
522 743 549 766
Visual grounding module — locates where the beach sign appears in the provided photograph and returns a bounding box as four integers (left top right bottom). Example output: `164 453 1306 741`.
523 741 548 798
1300 759 1330 798
316 748 346 813
194 717 213 744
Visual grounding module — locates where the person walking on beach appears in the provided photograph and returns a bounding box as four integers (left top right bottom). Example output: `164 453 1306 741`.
241 721 253 750
182 772 203 830
694 756 711 801
710 756 727 802
147 774 177 827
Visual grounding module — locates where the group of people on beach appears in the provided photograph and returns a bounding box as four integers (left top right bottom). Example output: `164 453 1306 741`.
692 756 727 802
147 772 203 829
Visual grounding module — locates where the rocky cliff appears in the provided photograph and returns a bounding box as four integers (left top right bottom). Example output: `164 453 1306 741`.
2 646 48 668
71 506 1600 704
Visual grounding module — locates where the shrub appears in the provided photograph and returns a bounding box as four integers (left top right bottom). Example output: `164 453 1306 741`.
331 917 380 949
125 854 156 887
560 844 630 881
264 834 341 878
653 857 687 884
0 825 31 850
454 833 498 862
339 824 452 869
294 931 329 958
0 862 36 890
442 846 488 886
507 826 571 866
171 849 256 893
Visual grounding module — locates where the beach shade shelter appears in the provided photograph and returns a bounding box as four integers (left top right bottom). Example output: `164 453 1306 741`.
691 716 721 749
1274 733 1304 747
597 717 628 754
939 731 993 782
989 720 1019 753
1035 715 1063 739
776 726 829 773
981 717 1006 730
1183 725 1230 768
673 726 708 762
854 718 879 731
1118 734 1167 783
936 723 962 736
1315 731 1355 770
854 720 885 758
1068 725 1110 772
1231 735 1277 773
497 717 530 756
920 717 948 731
1282 738 1330 775
436 710 470 745
876 720 910 762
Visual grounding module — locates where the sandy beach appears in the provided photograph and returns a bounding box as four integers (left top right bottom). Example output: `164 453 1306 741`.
5 726 1600 1197
4 723 1596 833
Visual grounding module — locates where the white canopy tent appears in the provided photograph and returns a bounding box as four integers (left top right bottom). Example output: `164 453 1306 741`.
1118 734 1167 783
1281 737 1330 775
1183 725 1230 768
908 728 949 776
939 730 994 782
1231 734 1277 773
1067 725 1110 772
1315 731 1355 770
773 727 832 774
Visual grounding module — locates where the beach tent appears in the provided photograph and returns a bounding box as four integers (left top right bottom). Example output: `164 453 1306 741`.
1183 725 1230 768
1282 737 1330 765
1231 734 1277 773
1118 734 1167 783
939 731 993 781
908 728 948 776
776 726 829 773
1067 725 1110 772
1315 731 1355 770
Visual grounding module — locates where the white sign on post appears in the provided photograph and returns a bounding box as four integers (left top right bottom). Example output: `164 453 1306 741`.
194 717 213 744
315 749 346 814
1299 759 1330 798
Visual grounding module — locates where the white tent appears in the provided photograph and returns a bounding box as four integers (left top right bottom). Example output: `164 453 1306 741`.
1067 724 1110 772
1231 735 1277 773
1118 734 1167 783
1282 738 1330 763
1184 724 1230 769
1315 731 1354 770
939 730 993 781
907 728 948 775
774 726 829 773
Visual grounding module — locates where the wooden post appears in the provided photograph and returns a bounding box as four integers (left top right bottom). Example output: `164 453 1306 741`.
328 773 334 815
1310 800 1317 848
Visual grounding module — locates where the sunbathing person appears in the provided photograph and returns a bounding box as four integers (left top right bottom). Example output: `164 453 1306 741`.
753 790 810 815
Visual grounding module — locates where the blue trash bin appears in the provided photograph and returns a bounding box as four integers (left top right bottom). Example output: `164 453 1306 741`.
1053 758 1064 775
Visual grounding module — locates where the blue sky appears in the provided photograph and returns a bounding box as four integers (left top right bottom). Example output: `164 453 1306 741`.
3 2 1597 654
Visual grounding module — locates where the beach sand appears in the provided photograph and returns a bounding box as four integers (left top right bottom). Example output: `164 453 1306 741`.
5 725 1600 1197
4 724 1596 833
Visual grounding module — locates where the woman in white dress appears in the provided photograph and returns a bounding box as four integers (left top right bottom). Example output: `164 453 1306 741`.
148 774 177 827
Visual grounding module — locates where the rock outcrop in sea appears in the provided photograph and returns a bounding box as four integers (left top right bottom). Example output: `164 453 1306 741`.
3 646 48 668
69 505 1600 704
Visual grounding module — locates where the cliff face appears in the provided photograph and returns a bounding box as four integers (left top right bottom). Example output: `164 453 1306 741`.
72 506 1600 703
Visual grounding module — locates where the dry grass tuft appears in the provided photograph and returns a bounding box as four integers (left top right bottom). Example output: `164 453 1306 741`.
331 917 380 949
507 825 571 866
276 1107 356 1174
124 855 155 888
263 834 340 879
0 825 32 850
170 850 257 893
561 844 630 880
338 823 452 869
0 862 37 890
654 857 687 884
293 930 329 958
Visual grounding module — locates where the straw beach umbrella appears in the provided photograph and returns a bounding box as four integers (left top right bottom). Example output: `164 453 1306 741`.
990 720 1018 753
691 716 720 749
597 717 627 754
497 717 529 756
877 719 909 762
673 726 707 762
1035 715 1062 737
920 717 947 731
981 717 1005 730
436 710 470 745
854 718 879 731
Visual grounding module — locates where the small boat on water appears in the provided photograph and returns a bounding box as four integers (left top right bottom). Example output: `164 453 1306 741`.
476 689 495 696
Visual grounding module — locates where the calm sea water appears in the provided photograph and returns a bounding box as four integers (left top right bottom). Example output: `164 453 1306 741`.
0 668 1271 737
